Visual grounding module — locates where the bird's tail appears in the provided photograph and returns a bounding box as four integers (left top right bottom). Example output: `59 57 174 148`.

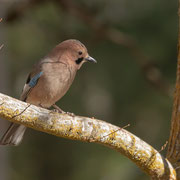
0 123 27 146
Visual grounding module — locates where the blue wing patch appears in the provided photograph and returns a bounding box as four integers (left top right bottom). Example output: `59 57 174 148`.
29 71 43 88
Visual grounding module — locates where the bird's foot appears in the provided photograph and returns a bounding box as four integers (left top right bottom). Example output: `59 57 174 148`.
52 104 64 113
52 104 75 116
52 109 64 113
65 112 75 117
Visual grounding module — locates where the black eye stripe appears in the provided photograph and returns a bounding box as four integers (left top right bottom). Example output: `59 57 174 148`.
76 57 83 64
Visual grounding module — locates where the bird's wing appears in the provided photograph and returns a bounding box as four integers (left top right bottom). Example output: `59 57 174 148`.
20 64 43 102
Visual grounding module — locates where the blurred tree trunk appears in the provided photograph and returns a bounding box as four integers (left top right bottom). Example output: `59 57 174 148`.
167 0 180 178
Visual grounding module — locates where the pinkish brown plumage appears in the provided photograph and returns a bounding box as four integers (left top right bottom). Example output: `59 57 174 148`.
0 39 96 146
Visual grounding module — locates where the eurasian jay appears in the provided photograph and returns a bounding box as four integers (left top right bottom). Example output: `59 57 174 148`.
0 39 96 146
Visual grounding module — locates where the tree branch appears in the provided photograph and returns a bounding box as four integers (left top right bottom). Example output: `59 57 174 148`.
0 92 176 179
167 1 180 178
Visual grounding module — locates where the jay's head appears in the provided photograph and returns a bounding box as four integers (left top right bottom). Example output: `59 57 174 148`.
50 39 97 69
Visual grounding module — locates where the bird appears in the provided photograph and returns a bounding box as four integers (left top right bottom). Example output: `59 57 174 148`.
0 39 97 146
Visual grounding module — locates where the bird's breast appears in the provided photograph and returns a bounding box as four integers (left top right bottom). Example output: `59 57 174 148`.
27 62 76 108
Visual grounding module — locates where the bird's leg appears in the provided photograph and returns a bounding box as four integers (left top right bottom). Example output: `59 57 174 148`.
52 104 65 113
52 104 75 116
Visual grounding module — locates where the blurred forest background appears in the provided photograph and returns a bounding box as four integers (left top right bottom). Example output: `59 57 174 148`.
0 0 178 180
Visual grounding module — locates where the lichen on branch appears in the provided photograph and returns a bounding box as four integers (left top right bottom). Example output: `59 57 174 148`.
0 93 176 179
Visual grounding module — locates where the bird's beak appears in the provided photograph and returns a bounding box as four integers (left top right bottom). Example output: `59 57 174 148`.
85 56 97 63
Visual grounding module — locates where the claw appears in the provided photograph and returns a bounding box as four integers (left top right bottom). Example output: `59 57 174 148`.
51 104 75 116
65 112 75 117
52 104 64 113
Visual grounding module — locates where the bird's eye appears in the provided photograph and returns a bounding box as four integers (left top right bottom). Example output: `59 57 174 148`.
78 51 82 55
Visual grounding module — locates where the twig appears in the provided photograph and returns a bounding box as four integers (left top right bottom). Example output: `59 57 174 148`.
159 141 168 153
102 123 130 139
88 124 130 142
146 141 169 167
0 44 4 51
12 104 31 118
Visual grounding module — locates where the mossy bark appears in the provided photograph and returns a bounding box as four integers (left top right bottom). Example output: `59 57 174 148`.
0 93 176 179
